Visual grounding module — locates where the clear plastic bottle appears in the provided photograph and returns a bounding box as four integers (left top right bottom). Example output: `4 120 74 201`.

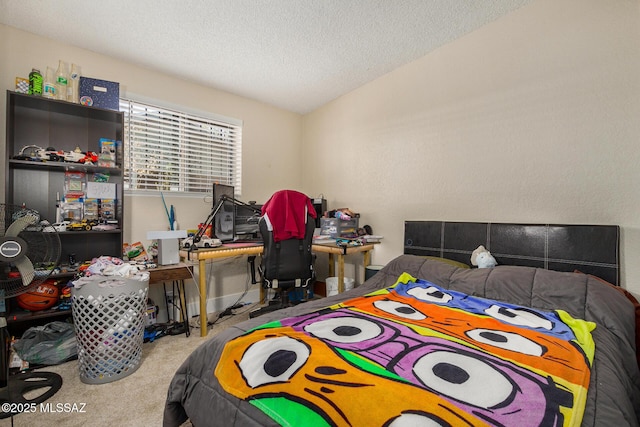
28 68 43 96
68 63 80 103
43 67 57 99
55 60 68 101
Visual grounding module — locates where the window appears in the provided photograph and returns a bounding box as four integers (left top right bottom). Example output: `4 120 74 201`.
120 98 242 195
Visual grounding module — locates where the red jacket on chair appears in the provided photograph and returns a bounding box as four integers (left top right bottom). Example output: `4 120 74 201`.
261 190 317 242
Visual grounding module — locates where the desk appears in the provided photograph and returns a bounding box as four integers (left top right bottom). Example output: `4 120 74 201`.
312 243 377 293
182 244 263 336
148 263 193 336
148 262 193 284
181 242 377 336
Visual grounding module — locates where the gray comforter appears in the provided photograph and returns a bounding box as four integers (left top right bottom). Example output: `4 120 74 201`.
164 254 640 426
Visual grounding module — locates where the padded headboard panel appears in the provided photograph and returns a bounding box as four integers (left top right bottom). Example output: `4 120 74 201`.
404 221 620 285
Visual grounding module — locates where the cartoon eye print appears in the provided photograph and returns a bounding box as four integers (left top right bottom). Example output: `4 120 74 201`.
220 307 578 427
485 305 553 330
466 328 546 356
406 286 453 304
385 411 450 427
373 300 427 321
238 336 310 388
304 316 383 344
412 350 515 409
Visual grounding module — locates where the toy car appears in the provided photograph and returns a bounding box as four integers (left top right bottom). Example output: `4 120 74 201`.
50 221 71 232
63 149 85 163
13 145 61 162
38 147 63 162
26 220 54 232
67 219 97 231
79 151 98 164
102 219 119 225
93 223 118 231
182 235 222 249
61 147 97 164
13 145 41 161
84 219 99 228
67 222 88 231
72 219 98 231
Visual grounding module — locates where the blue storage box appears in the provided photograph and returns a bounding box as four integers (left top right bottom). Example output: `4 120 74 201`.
79 77 120 110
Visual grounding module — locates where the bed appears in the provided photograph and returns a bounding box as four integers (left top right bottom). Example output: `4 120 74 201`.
163 221 640 426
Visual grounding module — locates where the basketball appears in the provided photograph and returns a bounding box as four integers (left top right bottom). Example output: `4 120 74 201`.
16 281 60 311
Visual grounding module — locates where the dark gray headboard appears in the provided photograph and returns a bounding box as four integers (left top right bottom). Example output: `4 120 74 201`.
404 221 620 285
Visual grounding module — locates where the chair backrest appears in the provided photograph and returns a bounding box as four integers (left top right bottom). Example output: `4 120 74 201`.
259 213 315 289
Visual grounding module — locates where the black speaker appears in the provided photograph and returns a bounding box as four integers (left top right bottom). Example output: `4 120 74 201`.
235 203 262 239
312 198 326 228
213 183 234 241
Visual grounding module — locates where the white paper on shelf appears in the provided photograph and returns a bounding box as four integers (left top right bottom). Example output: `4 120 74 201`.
86 181 116 199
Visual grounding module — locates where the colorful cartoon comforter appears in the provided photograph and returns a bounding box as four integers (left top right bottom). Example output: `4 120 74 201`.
163 255 640 427
215 273 594 426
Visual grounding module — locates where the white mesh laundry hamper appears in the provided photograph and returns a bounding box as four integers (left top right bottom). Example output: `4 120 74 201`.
71 275 149 384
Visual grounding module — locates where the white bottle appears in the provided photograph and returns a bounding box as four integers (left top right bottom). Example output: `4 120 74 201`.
43 66 57 99
55 60 68 101
68 63 80 103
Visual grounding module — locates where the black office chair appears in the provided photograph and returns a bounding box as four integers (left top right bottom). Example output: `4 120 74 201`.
250 190 316 318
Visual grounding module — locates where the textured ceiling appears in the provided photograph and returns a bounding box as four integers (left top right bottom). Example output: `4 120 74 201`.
0 0 532 114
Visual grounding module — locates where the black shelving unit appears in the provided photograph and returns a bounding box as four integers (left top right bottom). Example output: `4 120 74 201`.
4 91 125 330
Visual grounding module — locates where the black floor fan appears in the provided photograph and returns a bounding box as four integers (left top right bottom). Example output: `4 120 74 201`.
0 204 63 420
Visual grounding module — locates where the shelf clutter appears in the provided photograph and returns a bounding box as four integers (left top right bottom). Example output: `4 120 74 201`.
314 207 383 246
16 59 120 111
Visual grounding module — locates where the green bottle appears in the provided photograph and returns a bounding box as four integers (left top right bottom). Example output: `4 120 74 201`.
55 60 68 101
29 68 43 96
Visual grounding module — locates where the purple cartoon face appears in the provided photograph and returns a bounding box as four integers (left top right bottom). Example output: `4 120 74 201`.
282 310 570 426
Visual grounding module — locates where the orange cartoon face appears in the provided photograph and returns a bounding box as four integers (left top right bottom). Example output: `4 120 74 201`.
216 326 489 427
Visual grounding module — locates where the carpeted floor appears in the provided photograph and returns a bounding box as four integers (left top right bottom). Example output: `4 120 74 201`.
1 308 253 427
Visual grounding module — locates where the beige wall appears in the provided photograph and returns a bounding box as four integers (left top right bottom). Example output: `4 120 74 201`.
302 0 640 294
0 24 304 315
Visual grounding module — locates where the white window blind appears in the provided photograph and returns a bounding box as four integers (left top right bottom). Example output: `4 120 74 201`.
120 99 242 194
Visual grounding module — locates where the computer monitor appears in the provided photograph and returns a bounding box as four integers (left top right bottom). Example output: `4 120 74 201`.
212 183 234 241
